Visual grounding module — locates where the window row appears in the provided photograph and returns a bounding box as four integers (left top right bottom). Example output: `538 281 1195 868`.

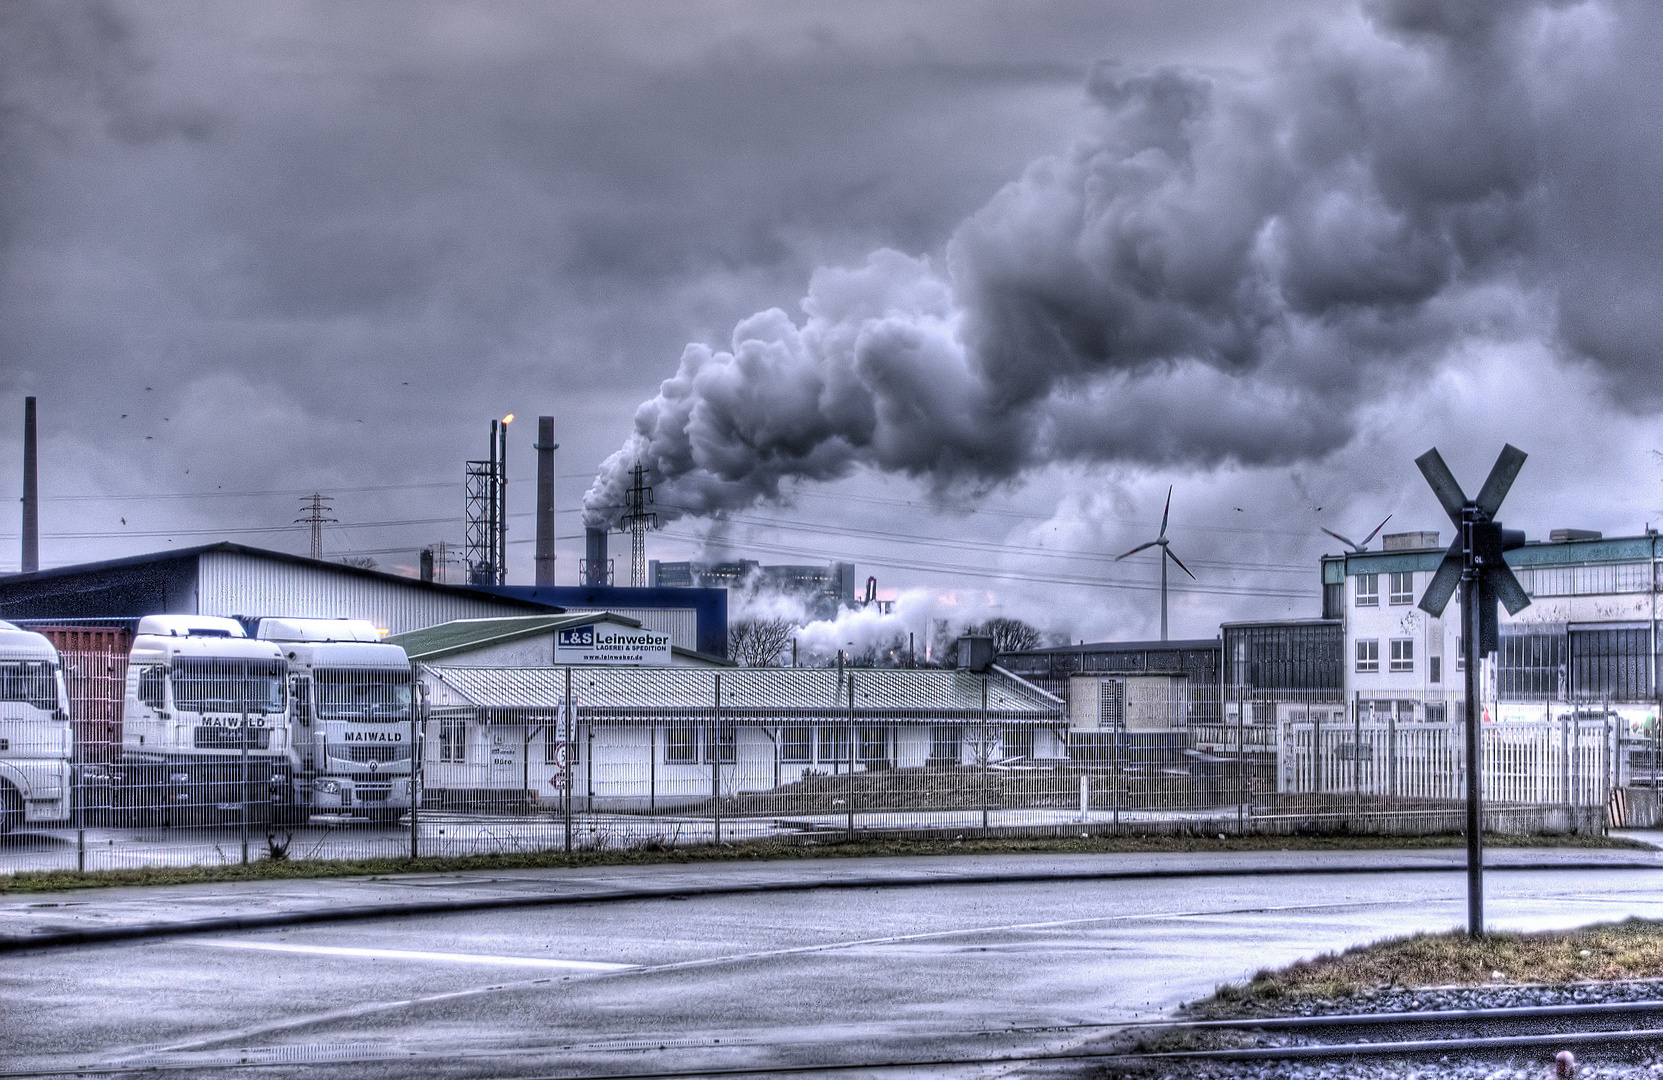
1353 572 1417 607
1354 638 1421 675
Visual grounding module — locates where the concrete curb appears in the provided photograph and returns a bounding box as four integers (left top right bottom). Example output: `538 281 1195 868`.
4 858 1660 954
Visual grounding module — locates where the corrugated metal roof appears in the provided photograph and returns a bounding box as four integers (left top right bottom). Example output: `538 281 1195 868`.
422 665 1064 720
389 612 636 661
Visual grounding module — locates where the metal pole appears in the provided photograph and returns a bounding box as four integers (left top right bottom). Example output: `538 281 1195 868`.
846 672 856 842
21 396 37 574
564 667 573 854
1462 510 1485 938
713 672 722 846
410 686 420 859
980 675 990 834
1112 683 1121 834
77 828 85 873
1236 697 1245 834
240 707 249 865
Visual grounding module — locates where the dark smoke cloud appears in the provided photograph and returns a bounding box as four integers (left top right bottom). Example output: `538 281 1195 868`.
587 0 1653 527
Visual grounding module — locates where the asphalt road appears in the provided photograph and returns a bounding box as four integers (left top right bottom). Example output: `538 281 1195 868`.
8 852 1663 1079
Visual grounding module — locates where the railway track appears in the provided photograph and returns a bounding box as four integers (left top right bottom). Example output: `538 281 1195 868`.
1121 997 1663 1069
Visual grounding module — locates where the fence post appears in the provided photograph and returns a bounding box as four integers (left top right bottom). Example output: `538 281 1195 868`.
1235 699 1245 835
564 667 573 854
980 676 990 835
846 672 856 842
1388 703 1398 801
240 707 250 866
713 672 722 845
1111 685 1121 834
409 684 421 860
1312 713 1323 798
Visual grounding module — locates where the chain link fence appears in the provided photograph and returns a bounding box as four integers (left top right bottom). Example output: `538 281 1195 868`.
0 669 1637 875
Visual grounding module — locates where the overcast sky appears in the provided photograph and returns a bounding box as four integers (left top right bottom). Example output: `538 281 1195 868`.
5 0 1663 644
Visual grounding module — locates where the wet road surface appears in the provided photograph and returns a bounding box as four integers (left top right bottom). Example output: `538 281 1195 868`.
8 853 1663 1078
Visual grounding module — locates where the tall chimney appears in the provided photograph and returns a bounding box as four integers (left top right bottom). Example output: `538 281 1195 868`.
535 415 557 586
584 527 608 586
497 417 509 585
487 420 499 585
21 396 37 574
420 547 435 582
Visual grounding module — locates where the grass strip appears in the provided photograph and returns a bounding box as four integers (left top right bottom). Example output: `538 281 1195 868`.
0 829 1641 894
1199 916 1663 1016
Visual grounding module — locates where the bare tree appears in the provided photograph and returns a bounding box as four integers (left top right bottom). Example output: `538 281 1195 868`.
963 617 1043 654
339 555 378 571
728 617 796 666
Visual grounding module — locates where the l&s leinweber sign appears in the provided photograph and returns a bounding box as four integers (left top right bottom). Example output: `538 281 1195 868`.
554 622 673 666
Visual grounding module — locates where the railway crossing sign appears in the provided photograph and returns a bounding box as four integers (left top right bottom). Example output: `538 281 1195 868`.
1412 443 1532 938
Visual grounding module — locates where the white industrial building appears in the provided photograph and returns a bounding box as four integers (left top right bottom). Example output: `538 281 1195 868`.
414 664 1066 810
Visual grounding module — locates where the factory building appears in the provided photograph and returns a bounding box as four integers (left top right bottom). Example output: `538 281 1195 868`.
0 542 558 635
475 584 728 658
649 558 856 620
1324 530 1663 730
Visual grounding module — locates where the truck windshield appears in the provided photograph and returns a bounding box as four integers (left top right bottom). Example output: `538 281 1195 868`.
0 661 59 712
314 670 412 721
170 658 287 713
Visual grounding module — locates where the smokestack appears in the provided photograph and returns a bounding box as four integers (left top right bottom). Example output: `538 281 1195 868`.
584 527 608 586
498 416 510 585
535 415 557 586
21 397 37 574
420 547 434 582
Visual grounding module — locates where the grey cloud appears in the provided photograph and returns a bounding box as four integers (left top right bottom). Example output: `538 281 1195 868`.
587 0 1655 528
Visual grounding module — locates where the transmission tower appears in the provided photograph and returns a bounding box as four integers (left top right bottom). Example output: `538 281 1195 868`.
617 464 657 588
295 494 337 560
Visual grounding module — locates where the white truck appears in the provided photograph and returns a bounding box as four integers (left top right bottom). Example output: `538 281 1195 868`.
255 618 416 823
118 615 295 826
0 621 72 834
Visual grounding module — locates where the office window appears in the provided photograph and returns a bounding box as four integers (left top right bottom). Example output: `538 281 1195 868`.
858 725 890 765
1389 572 1414 605
703 724 737 764
439 717 466 763
1456 637 1465 671
1429 656 1442 684
1355 639 1380 672
1390 639 1414 673
817 725 849 763
930 725 962 765
1570 627 1651 700
665 724 698 764
1355 574 1379 607
781 725 812 763
1003 726 1036 760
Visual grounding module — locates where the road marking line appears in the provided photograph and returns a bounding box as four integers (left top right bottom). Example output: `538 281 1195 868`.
189 939 634 971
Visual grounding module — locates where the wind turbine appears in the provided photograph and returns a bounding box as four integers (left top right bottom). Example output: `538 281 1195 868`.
1321 514 1392 554
1115 486 1194 642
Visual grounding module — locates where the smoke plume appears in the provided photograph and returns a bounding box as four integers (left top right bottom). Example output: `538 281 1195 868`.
586 0 1658 527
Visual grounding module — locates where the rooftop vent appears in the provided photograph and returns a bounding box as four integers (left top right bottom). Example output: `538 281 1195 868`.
1382 531 1440 551
1550 528 1602 542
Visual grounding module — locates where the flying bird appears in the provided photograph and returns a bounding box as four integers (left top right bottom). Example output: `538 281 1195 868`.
1322 514 1392 554
120 518 126 525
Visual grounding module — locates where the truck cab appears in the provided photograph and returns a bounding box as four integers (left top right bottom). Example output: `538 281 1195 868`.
256 618 415 822
0 621 71 834
120 615 293 825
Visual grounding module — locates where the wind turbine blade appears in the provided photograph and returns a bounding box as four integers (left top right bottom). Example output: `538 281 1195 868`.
1360 514 1392 547
1115 540 1160 561
1164 546 1196 580
1321 527 1360 552
1415 448 1467 526
1475 444 1527 519
1159 486 1172 539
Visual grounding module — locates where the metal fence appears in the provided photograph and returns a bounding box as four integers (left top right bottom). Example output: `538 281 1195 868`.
0 688 1634 876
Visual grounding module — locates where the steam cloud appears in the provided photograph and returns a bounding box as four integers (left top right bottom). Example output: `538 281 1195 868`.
585 0 1663 528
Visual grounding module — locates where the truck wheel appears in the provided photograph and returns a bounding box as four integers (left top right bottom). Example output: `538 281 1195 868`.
0 785 23 836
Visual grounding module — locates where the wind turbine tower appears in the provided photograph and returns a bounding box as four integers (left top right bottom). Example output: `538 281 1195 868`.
1115 486 1195 642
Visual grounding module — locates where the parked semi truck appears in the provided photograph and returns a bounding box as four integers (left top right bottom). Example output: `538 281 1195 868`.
255 618 416 823
0 621 72 834
117 615 295 826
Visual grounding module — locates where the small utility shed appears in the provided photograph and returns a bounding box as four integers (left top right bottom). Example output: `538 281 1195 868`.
390 613 732 669
416 665 1065 810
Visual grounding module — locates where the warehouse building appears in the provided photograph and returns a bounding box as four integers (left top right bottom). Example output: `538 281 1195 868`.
0 542 559 635
415 663 1065 811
